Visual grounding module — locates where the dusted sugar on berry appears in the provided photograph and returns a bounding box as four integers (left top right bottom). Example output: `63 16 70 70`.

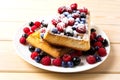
49 4 89 39
44 3 90 51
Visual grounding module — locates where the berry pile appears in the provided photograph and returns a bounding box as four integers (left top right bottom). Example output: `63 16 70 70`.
19 20 48 45
19 3 109 68
19 19 109 67
83 28 108 64
51 3 89 39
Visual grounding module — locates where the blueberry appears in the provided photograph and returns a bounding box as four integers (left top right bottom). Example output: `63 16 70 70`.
80 12 86 18
96 35 101 39
63 12 69 17
51 28 58 34
94 55 101 62
62 61 68 67
72 57 81 66
67 61 74 67
29 21 34 27
41 20 48 27
22 33 28 38
80 21 85 24
74 21 79 25
29 45 35 52
80 18 86 24
95 46 99 51
72 26 76 30
35 48 41 53
67 14 72 18
90 39 97 44
39 52 47 58
91 28 96 32
102 39 108 47
64 32 74 37
34 56 41 63
75 18 80 23
87 47 96 55
40 33 44 39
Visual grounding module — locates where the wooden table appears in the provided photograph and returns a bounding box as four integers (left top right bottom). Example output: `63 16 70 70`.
0 0 120 79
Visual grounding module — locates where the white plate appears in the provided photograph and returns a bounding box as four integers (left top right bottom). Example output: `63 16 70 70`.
13 22 110 73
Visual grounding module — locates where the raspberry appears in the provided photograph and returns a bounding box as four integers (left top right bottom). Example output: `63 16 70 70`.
79 7 88 14
86 55 96 64
91 32 97 38
19 37 26 45
70 3 77 10
41 56 51 65
68 17 75 26
62 54 72 62
97 37 104 42
31 25 37 32
23 27 30 33
58 6 66 14
76 26 86 33
98 48 107 57
52 58 62 66
94 41 103 48
70 50 82 58
66 7 72 13
51 19 58 26
34 21 41 28
56 22 65 32
31 52 39 59
90 34 95 40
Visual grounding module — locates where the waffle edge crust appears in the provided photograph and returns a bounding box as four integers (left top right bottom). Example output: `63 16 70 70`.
26 31 71 58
